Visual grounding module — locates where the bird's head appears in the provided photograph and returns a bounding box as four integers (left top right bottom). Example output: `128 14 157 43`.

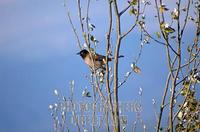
77 49 89 59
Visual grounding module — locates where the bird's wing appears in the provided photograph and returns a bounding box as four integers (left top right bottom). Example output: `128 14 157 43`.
94 53 106 61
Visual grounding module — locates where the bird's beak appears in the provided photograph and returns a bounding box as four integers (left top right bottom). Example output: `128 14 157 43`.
76 51 81 55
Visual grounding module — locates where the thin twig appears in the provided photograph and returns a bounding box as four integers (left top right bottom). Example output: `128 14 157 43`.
77 0 85 33
119 4 131 16
121 0 140 39
156 73 171 132
67 12 82 50
180 0 191 37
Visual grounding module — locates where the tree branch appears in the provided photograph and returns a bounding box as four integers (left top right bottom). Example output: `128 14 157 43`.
105 0 115 127
119 4 131 16
156 73 171 132
121 0 140 39
67 12 82 50
113 0 121 131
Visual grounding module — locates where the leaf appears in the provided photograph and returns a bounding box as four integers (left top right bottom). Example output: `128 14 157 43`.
187 46 191 52
182 8 187 12
194 37 198 44
89 23 95 28
128 0 137 5
142 14 145 19
197 27 200 36
160 22 175 34
129 8 138 15
183 81 190 89
90 35 95 41
139 21 145 28
164 26 175 34
131 63 141 74
159 5 169 13
188 16 195 21
90 35 99 43
156 32 161 39
89 23 96 31
160 22 166 29
177 111 183 120
86 92 91 97
171 8 179 20
181 81 190 96
82 89 91 98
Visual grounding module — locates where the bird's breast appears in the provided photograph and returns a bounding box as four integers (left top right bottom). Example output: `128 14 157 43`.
84 56 101 69
84 56 93 68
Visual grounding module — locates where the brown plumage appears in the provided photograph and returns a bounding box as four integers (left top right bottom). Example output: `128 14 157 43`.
77 49 123 70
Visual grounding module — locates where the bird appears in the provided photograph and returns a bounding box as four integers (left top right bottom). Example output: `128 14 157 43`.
77 49 124 70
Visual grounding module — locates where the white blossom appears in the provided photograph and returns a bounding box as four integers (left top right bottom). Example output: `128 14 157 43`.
82 89 87 97
71 80 75 86
83 129 88 132
139 87 143 96
131 63 134 69
83 43 87 48
125 71 131 77
54 103 58 107
49 105 53 109
54 89 58 96
164 23 169 28
152 99 156 105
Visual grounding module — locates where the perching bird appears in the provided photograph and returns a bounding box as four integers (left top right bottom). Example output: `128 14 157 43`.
77 49 123 70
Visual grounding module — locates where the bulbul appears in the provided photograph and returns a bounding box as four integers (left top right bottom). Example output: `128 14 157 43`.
77 49 123 70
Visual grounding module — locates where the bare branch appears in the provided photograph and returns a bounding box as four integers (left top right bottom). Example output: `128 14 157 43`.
105 0 115 126
169 1 182 130
180 0 191 37
67 12 82 50
142 27 179 56
86 0 91 46
121 0 140 39
156 73 171 132
77 0 85 33
119 4 131 16
113 0 122 131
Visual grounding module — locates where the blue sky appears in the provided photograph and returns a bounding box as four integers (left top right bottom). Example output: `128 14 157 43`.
0 0 198 131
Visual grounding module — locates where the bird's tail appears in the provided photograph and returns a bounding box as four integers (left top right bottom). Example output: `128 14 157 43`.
111 55 124 59
118 55 124 58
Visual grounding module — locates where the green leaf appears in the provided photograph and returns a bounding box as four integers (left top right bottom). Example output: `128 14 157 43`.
129 8 137 15
160 22 175 34
159 5 169 13
156 32 161 39
160 22 166 29
164 26 175 34
181 81 190 96
171 8 179 20
177 111 183 120
129 0 137 5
